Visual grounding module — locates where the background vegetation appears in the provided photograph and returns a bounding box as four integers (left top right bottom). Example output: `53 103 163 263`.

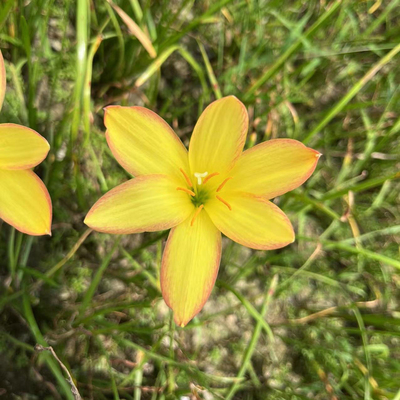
0 0 399 398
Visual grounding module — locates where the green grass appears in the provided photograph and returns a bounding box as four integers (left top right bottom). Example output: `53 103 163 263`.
1 0 400 399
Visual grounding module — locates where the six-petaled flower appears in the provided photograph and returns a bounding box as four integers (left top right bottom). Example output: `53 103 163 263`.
85 95 321 326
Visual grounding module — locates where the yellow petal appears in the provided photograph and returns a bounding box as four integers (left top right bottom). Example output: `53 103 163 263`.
161 210 221 327
0 50 5 111
0 124 50 170
226 139 320 199
85 174 194 234
104 106 189 183
188 96 248 177
206 193 294 250
0 169 52 235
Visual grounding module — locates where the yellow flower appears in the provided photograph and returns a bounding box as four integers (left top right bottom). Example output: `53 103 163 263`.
0 50 52 236
85 96 320 326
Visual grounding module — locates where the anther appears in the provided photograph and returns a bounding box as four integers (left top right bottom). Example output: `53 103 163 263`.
202 172 219 185
180 168 193 187
216 177 233 192
176 187 195 196
216 195 232 211
191 205 204 226
194 172 208 185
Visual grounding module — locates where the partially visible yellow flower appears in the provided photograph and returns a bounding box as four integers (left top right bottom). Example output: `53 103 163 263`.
0 50 52 236
85 96 320 326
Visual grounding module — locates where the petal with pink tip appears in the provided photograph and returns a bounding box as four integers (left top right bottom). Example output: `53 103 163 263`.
105 106 189 183
188 96 248 177
161 210 221 327
0 124 50 170
225 139 320 199
85 174 194 234
206 192 294 250
0 169 52 236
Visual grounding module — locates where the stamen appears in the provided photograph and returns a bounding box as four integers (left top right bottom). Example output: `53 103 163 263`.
202 172 220 185
216 195 232 211
194 171 208 185
191 204 204 226
180 168 193 187
216 177 233 192
176 187 195 196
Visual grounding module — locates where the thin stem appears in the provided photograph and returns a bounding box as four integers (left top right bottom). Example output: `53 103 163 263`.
8 227 15 279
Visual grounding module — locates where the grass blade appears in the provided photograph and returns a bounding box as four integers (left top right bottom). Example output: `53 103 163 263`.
304 43 400 144
244 0 341 99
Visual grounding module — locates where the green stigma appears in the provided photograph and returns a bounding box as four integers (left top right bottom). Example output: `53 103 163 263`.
191 187 209 207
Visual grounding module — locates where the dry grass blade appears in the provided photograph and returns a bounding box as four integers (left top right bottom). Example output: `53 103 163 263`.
108 0 156 58
287 299 381 324
35 345 82 400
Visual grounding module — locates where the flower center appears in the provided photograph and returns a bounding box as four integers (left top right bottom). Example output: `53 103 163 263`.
191 187 209 207
176 168 233 226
